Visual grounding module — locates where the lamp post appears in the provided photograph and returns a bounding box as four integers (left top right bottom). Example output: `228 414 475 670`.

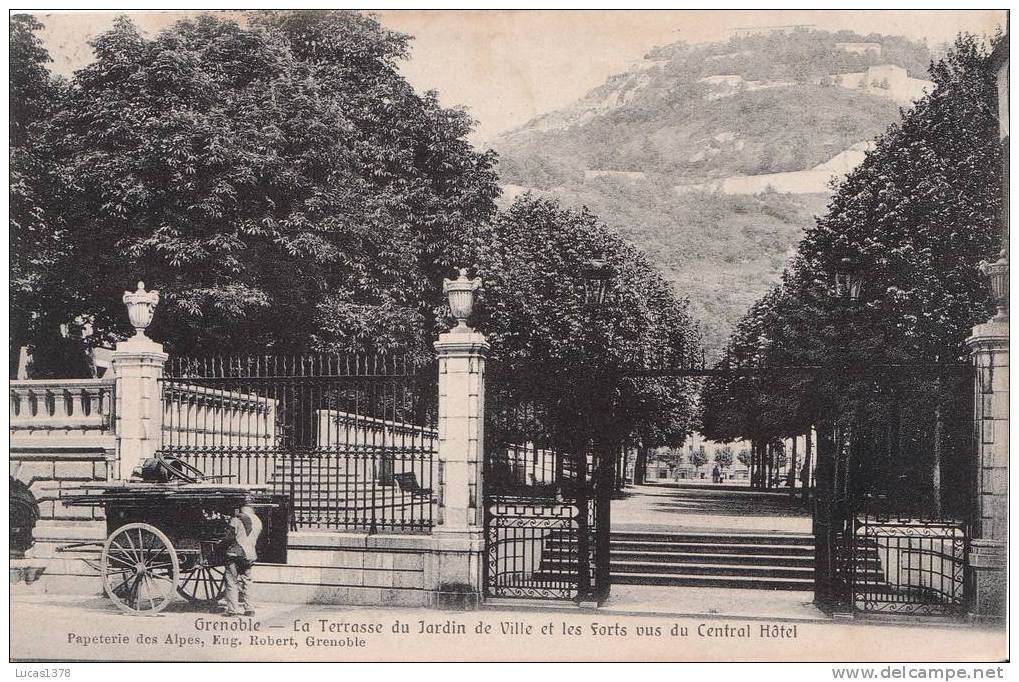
814 257 866 614
578 255 616 603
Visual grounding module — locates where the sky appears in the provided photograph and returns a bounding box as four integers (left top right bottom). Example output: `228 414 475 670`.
27 9 1007 146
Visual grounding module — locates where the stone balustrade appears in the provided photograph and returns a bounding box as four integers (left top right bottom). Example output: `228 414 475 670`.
161 382 278 448
10 379 116 435
314 408 438 452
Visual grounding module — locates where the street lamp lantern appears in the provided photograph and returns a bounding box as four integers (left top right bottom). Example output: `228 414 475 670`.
582 256 615 307
443 267 482 332
833 257 863 302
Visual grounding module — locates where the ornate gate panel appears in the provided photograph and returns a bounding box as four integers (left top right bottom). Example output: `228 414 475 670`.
482 442 609 603
484 497 580 600
821 364 975 617
849 512 967 616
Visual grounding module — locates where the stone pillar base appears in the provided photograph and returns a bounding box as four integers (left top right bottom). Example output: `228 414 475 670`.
110 336 168 478
427 529 485 608
968 538 1006 621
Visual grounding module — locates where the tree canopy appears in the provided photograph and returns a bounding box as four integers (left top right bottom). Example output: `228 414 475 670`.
11 12 701 452
12 11 499 366
11 14 75 375
477 196 700 453
699 35 1002 508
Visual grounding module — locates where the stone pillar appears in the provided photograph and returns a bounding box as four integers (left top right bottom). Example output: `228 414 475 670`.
430 330 488 605
109 282 167 479
966 317 1008 620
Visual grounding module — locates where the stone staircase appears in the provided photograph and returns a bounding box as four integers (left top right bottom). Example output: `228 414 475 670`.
267 459 432 526
608 530 817 590
535 529 884 591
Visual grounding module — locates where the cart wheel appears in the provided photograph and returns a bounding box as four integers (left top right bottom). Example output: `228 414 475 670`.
101 523 180 615
177 562 227 604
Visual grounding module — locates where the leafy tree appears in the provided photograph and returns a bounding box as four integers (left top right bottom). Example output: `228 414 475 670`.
689 446 708 474
10 15 77 376
18 11 499 369
477 195 700 455
736 448 752 468
701 35 1002 511
714 446 734 469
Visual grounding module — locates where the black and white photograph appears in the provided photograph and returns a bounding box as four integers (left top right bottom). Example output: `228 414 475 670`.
7 7 1010 668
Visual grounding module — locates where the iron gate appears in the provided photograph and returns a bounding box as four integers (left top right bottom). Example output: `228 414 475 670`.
482 391 612 603
847 510 967 615
820 364 975 616
158 354 437 534
619 359 976 617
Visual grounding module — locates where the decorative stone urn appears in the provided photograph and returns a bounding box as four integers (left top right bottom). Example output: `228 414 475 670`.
122 281 160 338
443 268 481 333
979 249 1009 322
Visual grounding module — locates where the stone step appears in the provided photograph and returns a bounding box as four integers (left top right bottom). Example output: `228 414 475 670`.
610 572 814 591
529 567 813 591
609 550 815 567
608 531 814 545
609 560 813 580
605 540 815 555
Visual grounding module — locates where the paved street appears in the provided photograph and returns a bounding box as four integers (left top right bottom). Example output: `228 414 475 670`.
603 585 820 620
9 593 1006 662
612 483 812 533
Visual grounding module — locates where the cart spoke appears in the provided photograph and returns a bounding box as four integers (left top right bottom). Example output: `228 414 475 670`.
179 569 197 594
107 553 135 570
211 567 226 593
204 566 217 599
129 573 144 610
143 576 156 611
111 538 131 564
204 569 217 600
110 570 136 597
148 544 168 566
196 570 206 600
120 533 140 564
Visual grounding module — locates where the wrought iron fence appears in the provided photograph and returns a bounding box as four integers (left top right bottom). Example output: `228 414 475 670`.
848 509 967 615
821 364 976 616
159 355 437 534
485 497 582 600
483 372 608 602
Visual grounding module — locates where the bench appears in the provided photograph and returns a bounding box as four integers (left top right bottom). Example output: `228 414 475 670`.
393 472 433 498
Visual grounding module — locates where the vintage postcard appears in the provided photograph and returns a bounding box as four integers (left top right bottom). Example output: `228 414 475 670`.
7 7 1010 668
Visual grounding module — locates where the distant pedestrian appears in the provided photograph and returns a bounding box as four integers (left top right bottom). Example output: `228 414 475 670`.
712 464 721 484
222 503 262 617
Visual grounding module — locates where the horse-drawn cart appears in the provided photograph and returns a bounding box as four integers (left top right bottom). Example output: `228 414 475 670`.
60 457 289 615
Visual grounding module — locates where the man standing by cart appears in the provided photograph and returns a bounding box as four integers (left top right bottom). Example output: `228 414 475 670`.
223 503 262 617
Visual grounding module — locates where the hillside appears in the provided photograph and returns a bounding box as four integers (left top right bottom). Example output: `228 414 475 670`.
493 28 933 352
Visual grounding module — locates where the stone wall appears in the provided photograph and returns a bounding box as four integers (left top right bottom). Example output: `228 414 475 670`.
10 379 117 592
10 379 117 521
